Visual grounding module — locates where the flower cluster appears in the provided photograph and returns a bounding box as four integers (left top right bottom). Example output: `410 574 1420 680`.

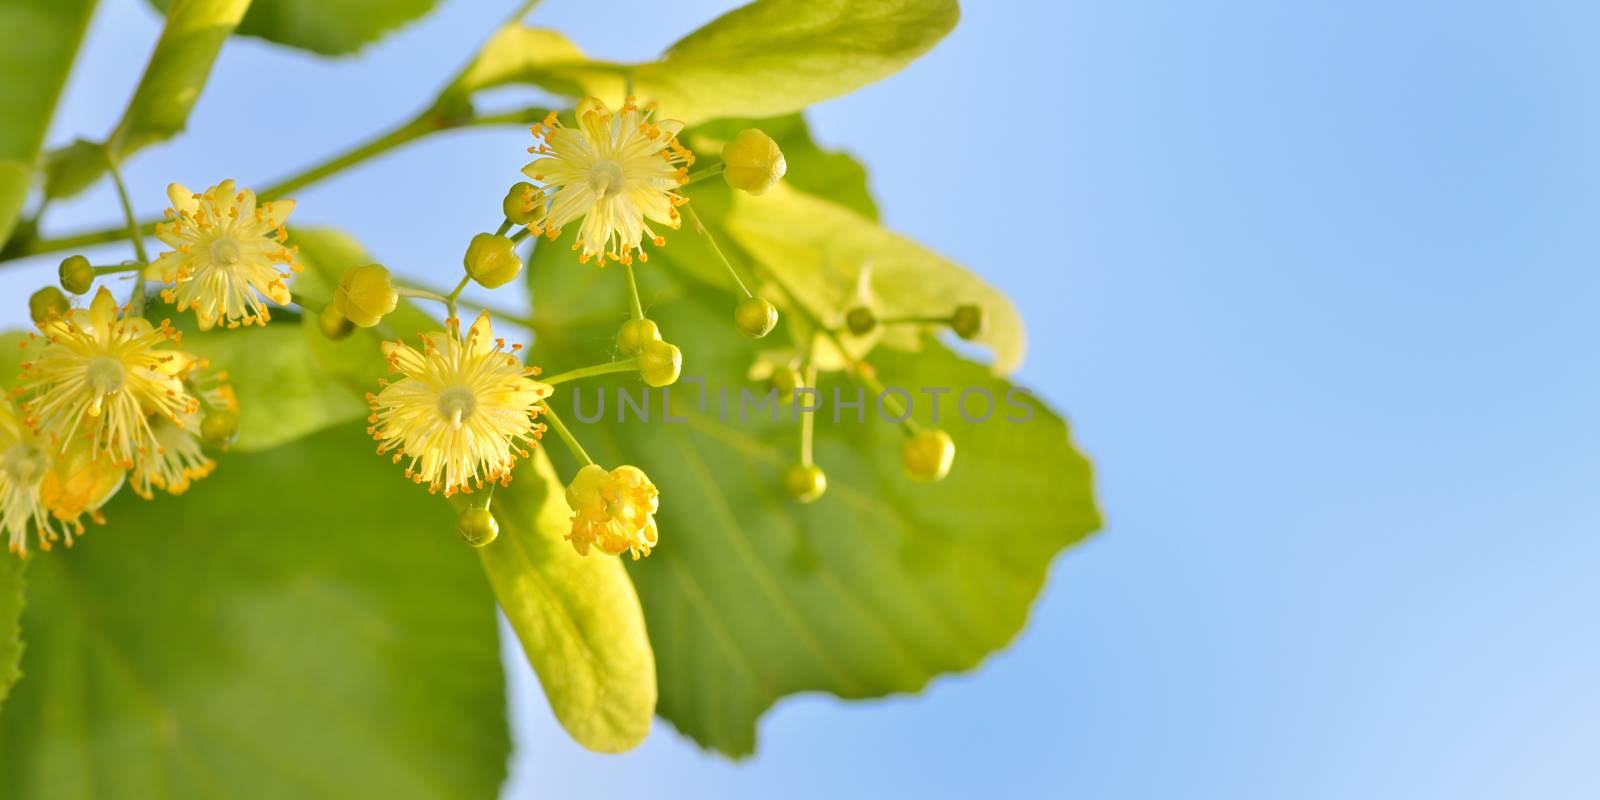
3 179 289 555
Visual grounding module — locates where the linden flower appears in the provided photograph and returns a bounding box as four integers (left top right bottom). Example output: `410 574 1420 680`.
368 311 553 496
522 96 694 266
565 463 660 560
129 411 216 499
152 179 300 330
21 287 201 468
1 400 124 555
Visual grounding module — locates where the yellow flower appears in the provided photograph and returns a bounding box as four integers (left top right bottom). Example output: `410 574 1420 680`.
522 97 693 266
564 463 660 559
129 411 216 498
721 128 787 195
368 312 553 496
152 179 300 330
1 400 123 555
20 287 201 469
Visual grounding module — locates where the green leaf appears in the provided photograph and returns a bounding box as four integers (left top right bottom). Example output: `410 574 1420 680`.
180 319 369 452
0 423 510 798
45 0 249 200
527 231 1099 756
457 0 959 124
0 0 97 247
724 182 1026 375
477 450 657 753
0 556 22 712
151 0 439 57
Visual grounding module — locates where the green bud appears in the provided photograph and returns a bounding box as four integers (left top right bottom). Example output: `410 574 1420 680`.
950 304 986 341
456 506 499 548
28 287 69 323
503 181 540 225
845 306 876 336
782 463 827 503
333 264 398 327
319 304 356 340
722 128 787 195
464 232 523 289
639 340 682 388
200 409 240 448
901 429 955 483
734 296 778 338
616 318 662 357
58 255 94 295
770 365 804 403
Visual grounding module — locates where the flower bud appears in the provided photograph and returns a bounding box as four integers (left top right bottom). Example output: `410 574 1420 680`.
845 306 876 336
58 255 94 295
722 128 787 195
770 365 803 403
639 340 682 388
456 506 499 548
782 463 827 503
901 429 955 483
464 232 522 289
734 296 778 338
950 304 986 341
332 264 398 328
28 287 69 323
200 408 240 448
503 181 540 225
319 304 356 340
616 318 662 357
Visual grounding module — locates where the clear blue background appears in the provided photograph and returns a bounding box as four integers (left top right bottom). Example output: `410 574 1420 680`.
4 0 1597 797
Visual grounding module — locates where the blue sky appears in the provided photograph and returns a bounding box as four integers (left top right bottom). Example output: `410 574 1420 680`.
4 0 1599 797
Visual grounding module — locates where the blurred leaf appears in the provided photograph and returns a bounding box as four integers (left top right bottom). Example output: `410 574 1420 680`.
150 0 438 57
458 0 959 124
0 0 97 247
180 319 368 452
477 450 656 753
45 0 248 199
449 25 589 97
0 423 510 798
0 557 21 712
528 227 1099 756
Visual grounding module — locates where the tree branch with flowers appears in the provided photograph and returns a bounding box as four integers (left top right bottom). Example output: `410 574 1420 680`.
0 0 1100 791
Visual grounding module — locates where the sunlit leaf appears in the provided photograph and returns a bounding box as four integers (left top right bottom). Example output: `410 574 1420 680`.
477 450 656 753
149 0 439 57
45 0 249 200
456 0 959 124
0 0 97 247
527 224 1098 756
0 424 510 798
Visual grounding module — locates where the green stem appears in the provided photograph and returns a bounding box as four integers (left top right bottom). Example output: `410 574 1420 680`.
495 220 513 237
445 274 471 321
800 363 817 466
6 107 484 263
682 162 726 187
509 227 532 244
878 314 957 326
104 152 150 316
540 402 593 466
396 286 450 306
542 358 639 386
623 261 644 319
684 204 752 298
92 263 142 276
